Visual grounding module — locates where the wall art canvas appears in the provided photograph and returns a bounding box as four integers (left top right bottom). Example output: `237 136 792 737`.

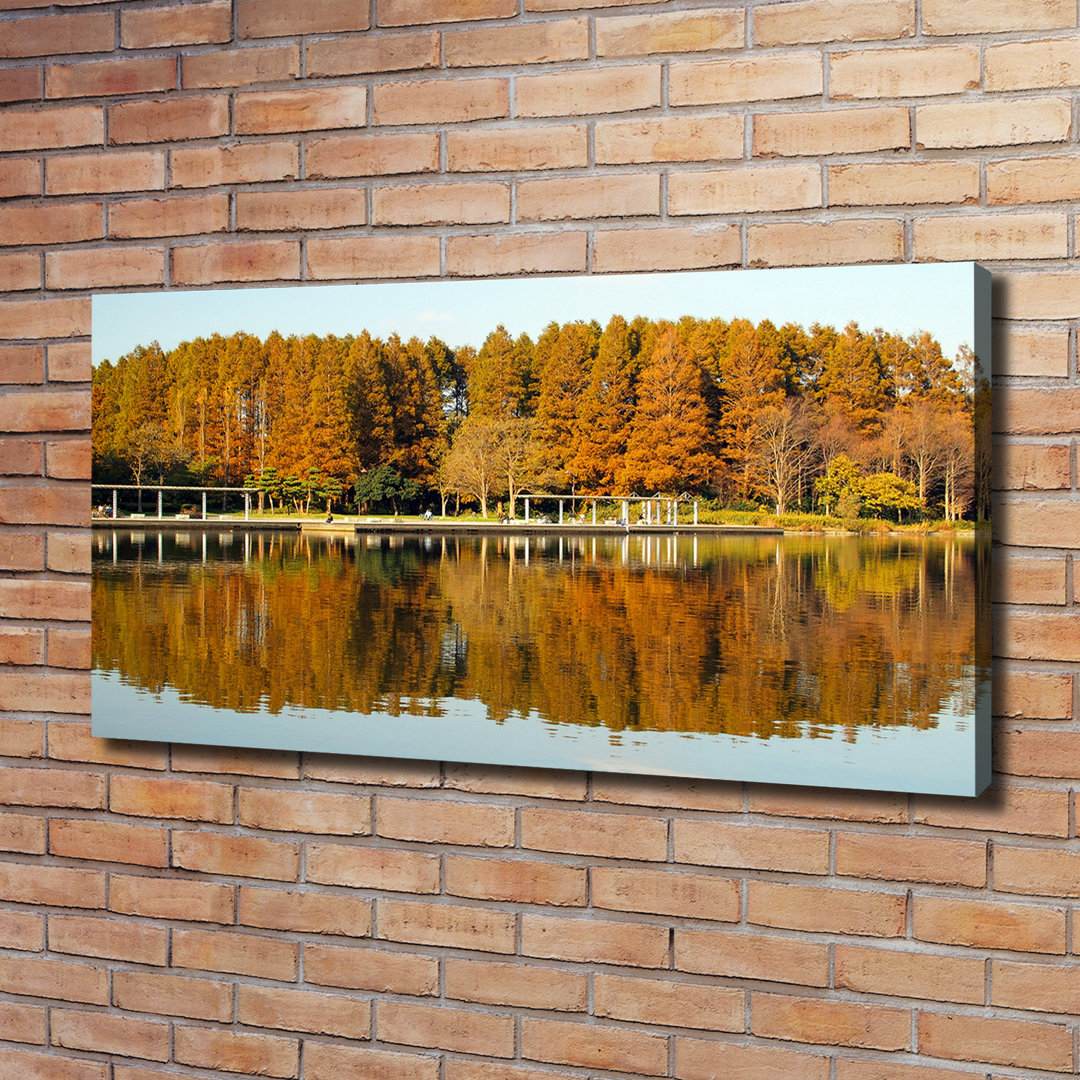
91 264 991 795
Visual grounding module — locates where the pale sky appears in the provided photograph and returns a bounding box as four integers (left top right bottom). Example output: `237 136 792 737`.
92 263 981 366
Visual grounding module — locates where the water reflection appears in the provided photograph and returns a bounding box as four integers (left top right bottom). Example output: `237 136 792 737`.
92 529 984 745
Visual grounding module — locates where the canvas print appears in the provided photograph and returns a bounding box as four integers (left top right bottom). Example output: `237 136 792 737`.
91 264 991 795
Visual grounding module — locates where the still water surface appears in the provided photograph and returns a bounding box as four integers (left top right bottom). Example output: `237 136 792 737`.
92 528 989 794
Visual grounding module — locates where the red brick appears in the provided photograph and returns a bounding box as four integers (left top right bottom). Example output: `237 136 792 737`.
308 32 439 76
997 726 1080 778
110 773 232 821
992 555 1068 606
676 927 829 987
922 0 1075 35
0 1000 44 1045
670 164 820 216
0 252 40 291
374 77 508 125
752 993 909 1051
0 670 85 718
749 219 904 266
0 533 44 572
0 955 107 1005
47 57 176 99
50 818 168 867
121 1 232 48
521 805 666 860
52 1008 168 1061
0 1049 104 1080
237 0 371 37
171 240 301 284
518 173 660 221
307 132 439 178
0 346 44 384
597 114 743 164
172 927 298 979
677 1039 830 1080
0 12 114 58
0 811 46 854
829 160 979 207
831 45 979 98
378 1000 515 1057
676 820 829 874
756 106 909 156
109 873 235 923
446 854 587 905
516 65 660 117
0 202 102 246
372 181 510 226
46 342 91 383
174 1026 299 1078
597 9 743 56
594 864 740 921
835 832 986 886
305 942 439 996
0 579 89 620
919 1011 1072 1071
235 85 367 135
46 532 91 575
671 53 821 105
522 1017 667 1074
184 44 300 89
238 786 371 834
44 439 89 479
594 224 741 273
0 909 42 949
306 235 440 280
915 211 1067 261
170 142 299 187
114 971 233 1022
756 0 915 44
307 842 441 893
995 270 1080 321
238 985 371 1038
48 913 168 965
445 18 588 66
108 193 230 239
596 972 743 1031
0 66 41 104
377 795 513 846
0 486 89 529
993 958 1080 1014
993 669 1073 719
445 957 587 1012
172 829 300 880
237 187 367 233
749 881 906 937
109 96 230 145
0 298 90 339
995 443 1071 491
47 247 165 290
994 843 1080 896
171 744 301 777
446 125 587 172
917 98 1072 149
379 0 516 25
522 912 668 967
0 438 41 471
0 105 103 152
379 898 516 952
240 885 372 936
0 764 102 808
997 387 1080 435
0 717 43 756
835 944 984 1003
0 158 41 198
304 1042 438 1080
447 231 587 277
46 151 165 195
914 894 1066 953
988 155 1080 206
1000 611 1080 662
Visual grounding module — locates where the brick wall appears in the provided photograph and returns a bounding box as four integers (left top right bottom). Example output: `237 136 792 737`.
1 0 1078 1077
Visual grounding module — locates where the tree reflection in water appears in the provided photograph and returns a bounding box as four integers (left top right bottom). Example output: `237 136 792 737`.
92 529 983 743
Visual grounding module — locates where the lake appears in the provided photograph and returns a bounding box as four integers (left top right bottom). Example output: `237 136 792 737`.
91 526 990 795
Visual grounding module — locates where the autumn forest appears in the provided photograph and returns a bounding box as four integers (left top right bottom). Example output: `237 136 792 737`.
91 313 987 522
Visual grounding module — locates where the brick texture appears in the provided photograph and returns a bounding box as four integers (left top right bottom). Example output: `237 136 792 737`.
2 6 1077 1080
